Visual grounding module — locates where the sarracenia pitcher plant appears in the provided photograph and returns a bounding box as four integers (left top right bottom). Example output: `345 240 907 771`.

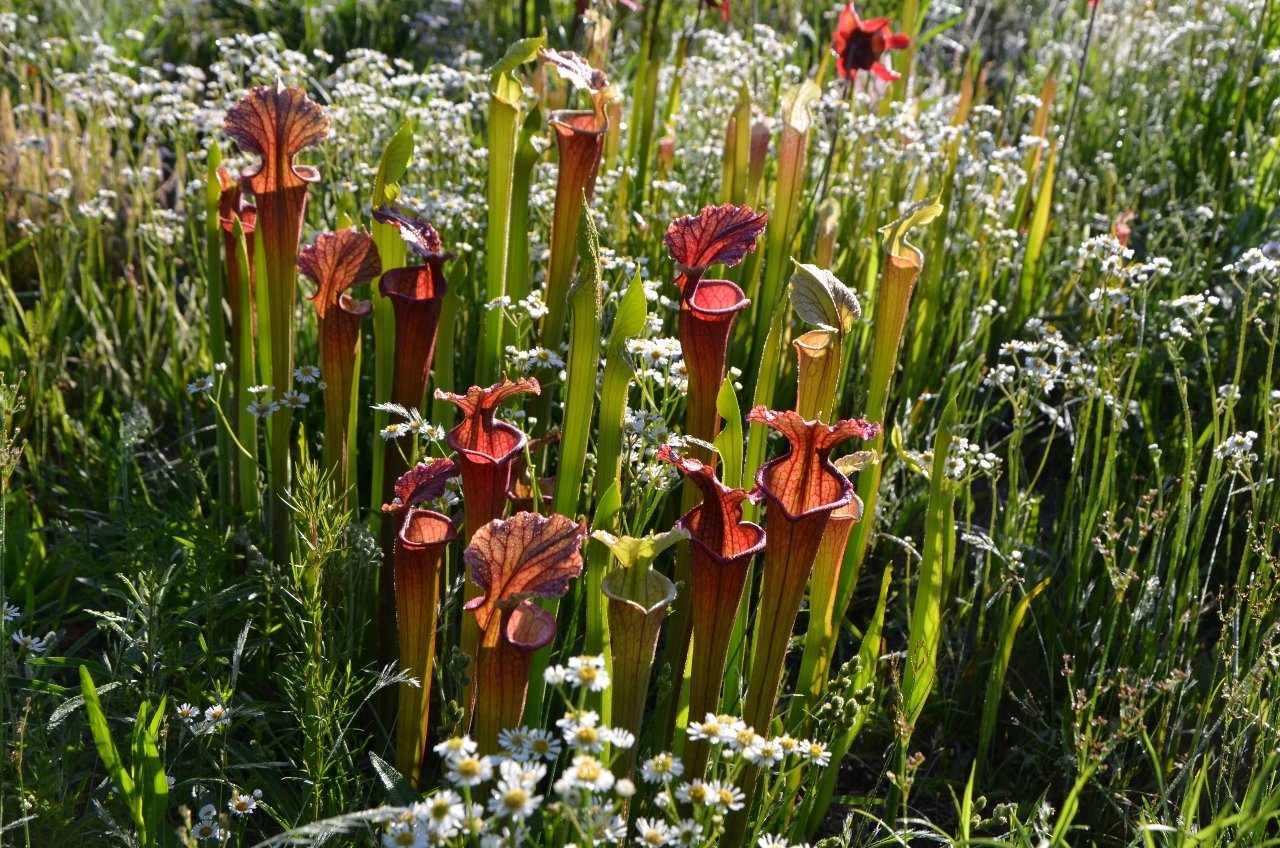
297 228 380 498
223 82 329 563
538 49 612 359
726 408 880 840
664 203 768 457
593 526 686 776
381 458 458 788
463 511 586 753
658 446 765 781
436 377 541 687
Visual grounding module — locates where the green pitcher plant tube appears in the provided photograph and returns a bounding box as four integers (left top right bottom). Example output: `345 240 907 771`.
657 446 765 781
215 167 258 506
726 408 880 840
842 197 941 622
791 494 863 728
297 229 380 498
463 511 586 753
593 526 686 777
223 82 330 564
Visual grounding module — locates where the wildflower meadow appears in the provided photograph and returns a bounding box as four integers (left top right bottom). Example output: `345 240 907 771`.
1 0 1278 845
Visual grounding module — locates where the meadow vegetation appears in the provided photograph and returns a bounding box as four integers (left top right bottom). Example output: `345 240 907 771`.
0 0 1278 845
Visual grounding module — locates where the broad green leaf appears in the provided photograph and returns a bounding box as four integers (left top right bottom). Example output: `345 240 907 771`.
373 120 414 206
879 195 944 262
789 259 861 333
488 34 547 80
591 527 689 570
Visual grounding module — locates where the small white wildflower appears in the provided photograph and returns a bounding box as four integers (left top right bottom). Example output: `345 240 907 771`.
246 399 277 418
675 779 712 806
227 792 257 816
414 788 464 835
445 753 493 787
525 728 562 762
633 816 672 846
567 655 610 691
280 389 309 409
186 376 214 395
11 630 47 653
246 384 273 395
706 779 745 811
176 703 199 722
640 752 683 784
381 423 408 440
544 664 570 685
433 736 478 759
2 600 20 622
293 365 321 383
190 818 224 841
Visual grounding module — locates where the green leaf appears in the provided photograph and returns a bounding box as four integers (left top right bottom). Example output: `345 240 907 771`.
140 696 168 846
713 377 744 490
979 577 1050 766
879 195 944 262
488 34 547 80
373 120 414 207
79 665 136 805
901 400 958 728
789 259 861 333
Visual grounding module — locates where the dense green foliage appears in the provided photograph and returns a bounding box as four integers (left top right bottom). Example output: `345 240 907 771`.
1 0 1278 845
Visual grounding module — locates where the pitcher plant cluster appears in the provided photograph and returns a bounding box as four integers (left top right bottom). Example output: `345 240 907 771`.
185 4 966 842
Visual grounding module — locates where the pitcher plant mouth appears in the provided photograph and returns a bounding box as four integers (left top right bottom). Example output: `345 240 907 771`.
298 228 380 493
658 446 765 779
664 203 768 293
730 407 880 829
391 506 456 788
463 511 586 752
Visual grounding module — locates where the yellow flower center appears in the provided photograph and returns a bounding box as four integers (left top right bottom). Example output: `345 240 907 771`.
502 788 530 811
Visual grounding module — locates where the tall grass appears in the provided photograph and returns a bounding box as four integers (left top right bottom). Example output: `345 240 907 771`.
0 0 1278 845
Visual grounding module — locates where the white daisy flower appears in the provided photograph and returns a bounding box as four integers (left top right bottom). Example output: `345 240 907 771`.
280 389 309 409
445 753 493 787
293 365 321 383
11 630 47 653
524 728 562 762
640 752 683 784
567 655 610 691
191 819 224 841
634 816 672 846
802 740 831 767
486 778 542 820
433 736 478 759
413 789 464 836
186 375 214 395
706 779 745 811
227 792 257 816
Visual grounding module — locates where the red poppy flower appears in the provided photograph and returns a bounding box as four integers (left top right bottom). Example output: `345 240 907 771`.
831 3 911 82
